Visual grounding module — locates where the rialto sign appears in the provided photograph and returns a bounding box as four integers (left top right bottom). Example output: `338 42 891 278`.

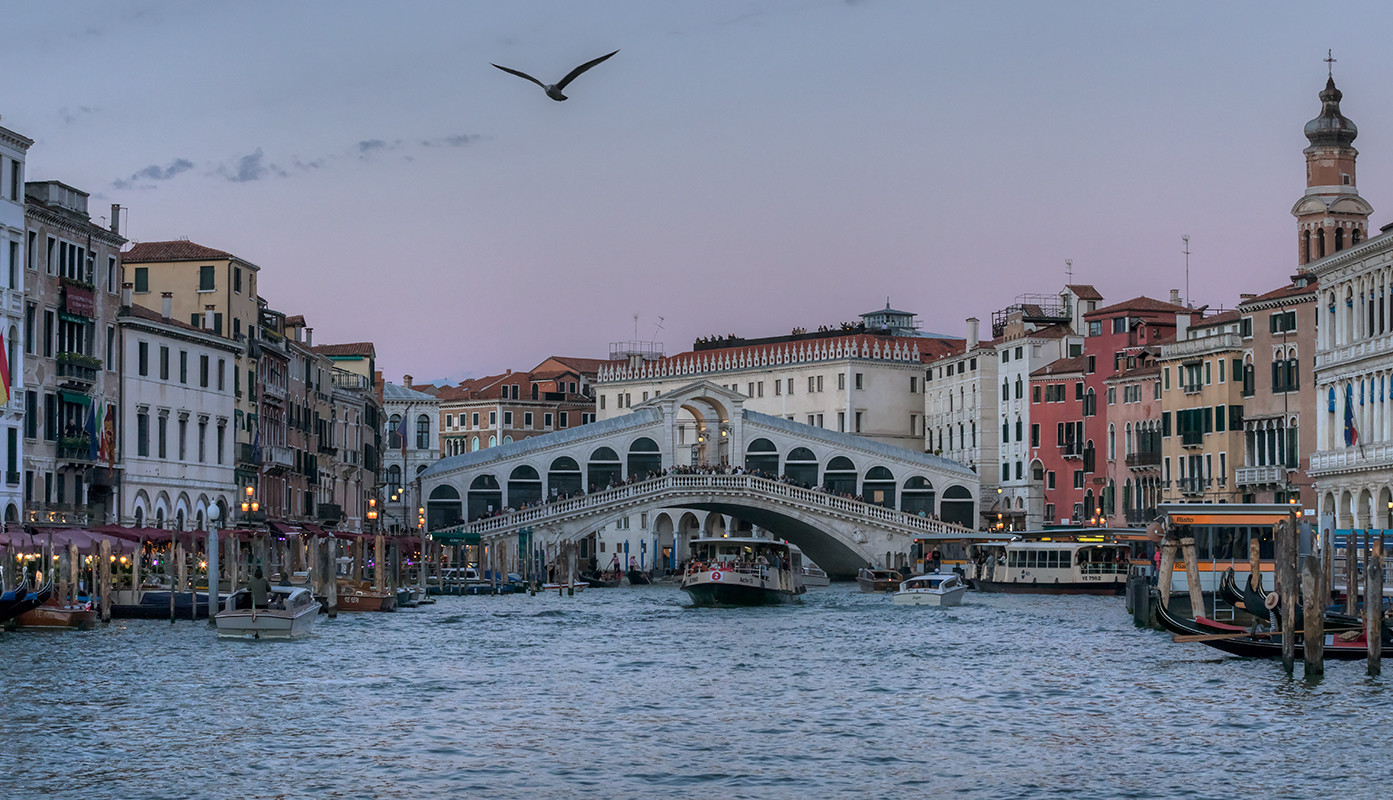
64 284 95 318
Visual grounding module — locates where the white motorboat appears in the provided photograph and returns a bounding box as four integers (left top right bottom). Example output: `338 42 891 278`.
893 572 968 606
215 586 321 639
789 545 830 587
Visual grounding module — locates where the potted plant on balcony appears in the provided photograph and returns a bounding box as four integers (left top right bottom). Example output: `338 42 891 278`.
57 352 103 370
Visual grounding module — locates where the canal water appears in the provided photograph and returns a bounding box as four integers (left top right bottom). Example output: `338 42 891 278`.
2 584 1389 799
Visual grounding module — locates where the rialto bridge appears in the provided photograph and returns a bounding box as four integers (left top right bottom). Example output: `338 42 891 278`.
418 381 979 577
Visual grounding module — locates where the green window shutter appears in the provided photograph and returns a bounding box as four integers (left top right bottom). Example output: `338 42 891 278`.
1162 411 1171 437
1215 405 1226 432
1203 407 1212 433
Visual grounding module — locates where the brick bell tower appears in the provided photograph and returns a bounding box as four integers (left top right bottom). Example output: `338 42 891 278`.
1293 59 1373 266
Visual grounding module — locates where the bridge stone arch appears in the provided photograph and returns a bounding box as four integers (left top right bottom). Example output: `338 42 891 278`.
420 380 980 572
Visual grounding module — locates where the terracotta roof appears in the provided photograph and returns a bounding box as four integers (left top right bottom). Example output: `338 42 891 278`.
1067 284 1104 301
540 356 611 374
283 314 306 327
1189 309 1241 329
121 303 232 341
1084 296 1190 318
1239 276 1321 307
1030 355 1088 378
1105 364 1162 382
124 240 235 263
312 342 375 358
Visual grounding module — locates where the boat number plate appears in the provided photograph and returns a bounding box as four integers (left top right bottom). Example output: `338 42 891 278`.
710 570 722 581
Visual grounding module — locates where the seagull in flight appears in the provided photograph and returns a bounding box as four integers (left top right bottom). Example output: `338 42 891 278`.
492 50 619 101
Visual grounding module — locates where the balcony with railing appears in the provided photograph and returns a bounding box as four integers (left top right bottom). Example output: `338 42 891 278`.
26 502 97 527
238 442 260 465
1177 477 1211 495
56 435 94 462
1160 332 1243 360
1059 442 1084 459
1235 464 1286 486
1181 431 1203 447
264 445 294 470
57 352 101 385
331 370 370 390
1125 451 1161 468
261 382 286 402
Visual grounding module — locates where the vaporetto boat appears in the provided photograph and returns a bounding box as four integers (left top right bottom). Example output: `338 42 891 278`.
966 537 1130 595
680 537 806 606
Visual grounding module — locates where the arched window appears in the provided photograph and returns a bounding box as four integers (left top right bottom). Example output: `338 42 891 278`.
1302 229 1312 264
387 414 402 449
1353 228 1362 246
387 464 402 496
488 435 497 447
901 476 935 515
1317 228 1326 259
785 447 818 487
1107 423 1116 461
134 507 144 527
416 414 430 450
471 436 480 452
745 438 778 474
155 508 165 529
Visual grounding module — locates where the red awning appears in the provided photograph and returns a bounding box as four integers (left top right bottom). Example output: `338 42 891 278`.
268 521 301 535
301 523 330 537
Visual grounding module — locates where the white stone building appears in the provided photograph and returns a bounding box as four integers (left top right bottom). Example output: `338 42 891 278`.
0 121 30 525
924 317 999 500
989 287 1094 529
117 298 239 530
382 375 440 532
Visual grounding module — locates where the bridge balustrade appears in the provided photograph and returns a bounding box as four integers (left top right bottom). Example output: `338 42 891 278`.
442 473 973 540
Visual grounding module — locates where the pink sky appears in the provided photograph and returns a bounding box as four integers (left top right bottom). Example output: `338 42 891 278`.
3 1 1389 384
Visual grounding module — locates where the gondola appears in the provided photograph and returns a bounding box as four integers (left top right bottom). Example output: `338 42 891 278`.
1 580 55 625
580 571 620 588
626 569 652 586
1219 566 1367 630
1154 593 1385 660
0 577 31 622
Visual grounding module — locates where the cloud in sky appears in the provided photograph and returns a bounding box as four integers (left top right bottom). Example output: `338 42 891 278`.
112 157 194 189
218 148 285 183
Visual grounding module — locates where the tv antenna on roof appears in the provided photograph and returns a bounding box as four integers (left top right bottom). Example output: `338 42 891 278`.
1182 234 1191 308
1065 259 1073 284
652 315 665 338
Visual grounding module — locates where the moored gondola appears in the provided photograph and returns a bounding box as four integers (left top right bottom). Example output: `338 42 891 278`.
1 580 54 625
0 576 31 622
1154 592 1384 660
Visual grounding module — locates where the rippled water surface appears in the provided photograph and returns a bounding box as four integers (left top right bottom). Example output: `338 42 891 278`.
2 584 1390 799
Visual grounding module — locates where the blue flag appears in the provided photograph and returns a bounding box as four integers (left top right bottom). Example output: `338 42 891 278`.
85 404 98 461
1344 385 1359 447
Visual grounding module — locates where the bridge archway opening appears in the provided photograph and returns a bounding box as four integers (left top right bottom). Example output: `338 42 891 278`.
704 513 726 537
468 474 502 520
785 447 818 487
654 513 676 571
672 499 886 578
428 484 463 530
940 484 975 528
628 437 662 478
548 457 582 498
745 437 778 475
824 456 857 495
588 447 622 492
508 465 542 508
901 477 934 515
864 466 896 508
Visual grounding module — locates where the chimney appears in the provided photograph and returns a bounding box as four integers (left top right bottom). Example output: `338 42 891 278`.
306 327 313 347
403 374 413 389
1169 289 1181 306
160 291 173 320
121 282 133 307
1239 293 1256 305
965 317 979 351
204 304 216 330
1176 313 1191 339
110 204 120 235
506 368 512 375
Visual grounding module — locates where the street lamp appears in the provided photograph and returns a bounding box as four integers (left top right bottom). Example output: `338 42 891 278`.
367 496 378 524
241 484 259 517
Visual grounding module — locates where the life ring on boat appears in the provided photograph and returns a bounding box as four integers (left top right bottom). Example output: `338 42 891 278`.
710 570 723 582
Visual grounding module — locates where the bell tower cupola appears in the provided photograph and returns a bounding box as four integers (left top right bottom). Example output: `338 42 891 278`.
1293 55 1372 266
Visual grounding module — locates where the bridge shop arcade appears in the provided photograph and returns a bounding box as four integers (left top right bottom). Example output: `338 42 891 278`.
419 381 980 579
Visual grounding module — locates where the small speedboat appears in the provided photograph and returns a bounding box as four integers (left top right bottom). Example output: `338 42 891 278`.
216 586 321 639
15 598 98 629
893 572 968 606
856 569 903 593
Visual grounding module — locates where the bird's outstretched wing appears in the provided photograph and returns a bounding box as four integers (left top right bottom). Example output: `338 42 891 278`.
492 63 547 88
555 50 619 90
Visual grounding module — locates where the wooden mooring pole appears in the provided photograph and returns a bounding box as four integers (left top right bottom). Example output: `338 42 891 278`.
1158 537 1178 609
1345 530 1359 615
1180 537 1204 619
1276 517 1298 672
1367 534 1384 676
1302 553 1324 675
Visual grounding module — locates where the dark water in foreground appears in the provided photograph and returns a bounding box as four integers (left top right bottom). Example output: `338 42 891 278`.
1 584 1389 800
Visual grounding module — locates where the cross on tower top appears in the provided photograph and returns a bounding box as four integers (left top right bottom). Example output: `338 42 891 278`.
1325 49 1336 78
